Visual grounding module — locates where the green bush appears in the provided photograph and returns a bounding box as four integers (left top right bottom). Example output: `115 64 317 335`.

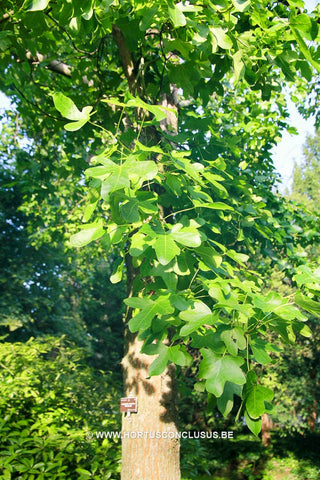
0 336 121 479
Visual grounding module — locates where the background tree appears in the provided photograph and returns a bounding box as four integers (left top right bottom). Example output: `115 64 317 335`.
267 130 320 433
291 129 320 209
0 111 125 371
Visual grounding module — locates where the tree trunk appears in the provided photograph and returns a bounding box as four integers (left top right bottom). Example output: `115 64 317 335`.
121 330 180 480
307 400 317 431
113 24 181 477
261 413 273 447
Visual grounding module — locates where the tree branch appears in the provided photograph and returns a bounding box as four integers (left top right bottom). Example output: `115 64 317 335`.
45 11 97 56
26 52 72 77
0 10 14 24
24 51 94 85
112 24 136 93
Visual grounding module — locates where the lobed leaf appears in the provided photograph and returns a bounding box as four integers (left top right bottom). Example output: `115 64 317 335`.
199 349 246 397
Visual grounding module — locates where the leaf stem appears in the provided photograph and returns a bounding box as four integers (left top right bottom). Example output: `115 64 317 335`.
246 334 250 371
247 302 296 333
235 400 244 423
188 268 199 290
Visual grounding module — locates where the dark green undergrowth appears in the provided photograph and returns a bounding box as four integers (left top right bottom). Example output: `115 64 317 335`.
181 431 320 480
1 336 319 480
0 336 121 480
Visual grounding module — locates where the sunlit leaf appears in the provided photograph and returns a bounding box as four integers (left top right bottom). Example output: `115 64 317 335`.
168 345 192 366
70 222 105 247
148 347 170 376
180 301 213 336
153 234 180 265
53 93 92 121
295 292 320 317
25 0 49 11
244 410 262 436
168 2 187 27
199 349 246 397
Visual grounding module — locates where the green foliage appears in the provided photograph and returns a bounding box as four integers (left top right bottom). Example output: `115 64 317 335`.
181 432 320 480
0 115 125 372
180 439 212 479
1 0 320 439
260 264 320 434
253 135 320 435
0 336 121 479
52 92 320 435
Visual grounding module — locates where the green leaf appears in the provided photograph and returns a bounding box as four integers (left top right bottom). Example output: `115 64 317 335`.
195 246 223 270
170 226 202 248
25 0 50 11
148 347 170 376
101 166 130 195
130 232 150 257
120 199 140 223
294 321 312 338
226 250 249 266
166 173 182 195
105 95 174 122
295 292 320 317
194 201 234 211
180 301 213 336
294 265 320 286
199 349 246 397
64 119 88 131
253 292 283 313
127 295 174 332
275 303 307 321
250 339 272 365
139 7 159 31
290 13 312 37
217 382 243 417
142 341 167 355
168 2 187 27
125 297 153 309
170 294 190 311
290 27 320 73
245 384 273 419
107 224 127 244
233 50 245 82
125 159 159 183
210 27 233 49
221 327 246 356
82 201 98 222
244 410 262 436
161 272 178 290
128 303 158 332
70 222 104 247
231 0 251 12
76 467 94 478
52 93 92 121
110 258 124 284
85 165 113 178
168 345 192 366
271 320 296 344
135 140 164 154
153 234 180 265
